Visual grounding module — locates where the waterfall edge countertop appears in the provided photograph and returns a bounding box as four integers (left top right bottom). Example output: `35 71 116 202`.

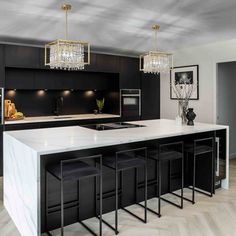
3 119 229 236
4 119 228 155
4 113 120 125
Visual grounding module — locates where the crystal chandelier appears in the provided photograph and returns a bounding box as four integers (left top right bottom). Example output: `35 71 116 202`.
140 25 173 74
45 4 90 70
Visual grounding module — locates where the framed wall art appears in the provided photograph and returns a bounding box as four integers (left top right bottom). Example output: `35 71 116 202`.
170 65 199 100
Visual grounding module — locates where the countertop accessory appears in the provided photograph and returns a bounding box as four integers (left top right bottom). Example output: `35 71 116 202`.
140 24 173 74
186 108 196 126
45 3 90 70
172 75 197 124
96 98 105 114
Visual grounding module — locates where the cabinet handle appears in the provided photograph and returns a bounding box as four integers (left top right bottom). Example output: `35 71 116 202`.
216 137 220 177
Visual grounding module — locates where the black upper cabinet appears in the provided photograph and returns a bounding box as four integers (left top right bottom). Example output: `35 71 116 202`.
96 54 119 73
84 53 97 72
5 68 34 89
119 57 140 89
0 45 4 87
141 73 160 120
5 45 40 68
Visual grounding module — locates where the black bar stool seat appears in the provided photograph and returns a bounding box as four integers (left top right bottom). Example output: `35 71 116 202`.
47 161 100 181
185 144 213 155
45 155 103 236
143 142 184 218
103 154 146 170
100 148 147 235
149 149 183 161
184 137 215 204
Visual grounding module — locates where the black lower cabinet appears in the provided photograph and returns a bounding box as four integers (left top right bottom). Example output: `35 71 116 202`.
141 73 160 120
0 125 3 176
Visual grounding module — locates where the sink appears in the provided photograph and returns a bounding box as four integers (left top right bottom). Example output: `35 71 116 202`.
54 116 72 119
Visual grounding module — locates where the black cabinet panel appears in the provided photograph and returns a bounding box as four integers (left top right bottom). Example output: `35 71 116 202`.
5 45 39 68
96 54 119 73
84 53 97 72
120 57 140 89
141 73 160 120
0 45 4 87
5 68 35 89
0 126 3 176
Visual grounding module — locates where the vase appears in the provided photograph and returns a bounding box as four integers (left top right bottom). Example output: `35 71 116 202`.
178 100 189 124
186 108 196 126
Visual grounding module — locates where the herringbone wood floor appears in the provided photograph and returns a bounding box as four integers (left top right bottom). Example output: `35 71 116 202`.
1 160 236 236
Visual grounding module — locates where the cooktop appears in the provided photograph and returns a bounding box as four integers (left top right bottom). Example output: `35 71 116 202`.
81 122 145 131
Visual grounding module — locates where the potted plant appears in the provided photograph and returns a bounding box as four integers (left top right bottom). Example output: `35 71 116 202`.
96 98 105 114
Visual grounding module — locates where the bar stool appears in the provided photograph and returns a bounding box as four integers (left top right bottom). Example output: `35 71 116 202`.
147 141 184 217
101 147 147 235
185 137 214 204
45 155 103 236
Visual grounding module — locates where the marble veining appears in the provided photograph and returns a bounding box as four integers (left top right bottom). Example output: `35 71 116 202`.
4 134 39 236
5 119 228 155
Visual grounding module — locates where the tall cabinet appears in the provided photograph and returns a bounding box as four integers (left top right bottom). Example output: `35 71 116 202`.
141 73 160 120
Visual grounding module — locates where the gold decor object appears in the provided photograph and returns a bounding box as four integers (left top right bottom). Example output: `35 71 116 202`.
140 24 173 74
45 3 90 70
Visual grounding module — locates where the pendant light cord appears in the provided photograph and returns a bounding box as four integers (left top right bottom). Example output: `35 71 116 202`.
65 8 68 40
154 28 157 51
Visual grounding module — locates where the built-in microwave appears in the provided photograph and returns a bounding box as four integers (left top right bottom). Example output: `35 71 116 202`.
120 89 141 119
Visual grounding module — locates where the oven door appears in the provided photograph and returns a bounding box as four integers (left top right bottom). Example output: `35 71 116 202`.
121 96 140 118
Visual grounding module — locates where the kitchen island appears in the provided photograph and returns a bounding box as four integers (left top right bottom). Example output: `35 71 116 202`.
3 119 229 236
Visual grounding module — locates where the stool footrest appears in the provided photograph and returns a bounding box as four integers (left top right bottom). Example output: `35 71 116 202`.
96 216 119 235
170 192 195 204
160 196 183 209
137 203 161 217
188 186 213 197
79 220 98 236
121 206 147 223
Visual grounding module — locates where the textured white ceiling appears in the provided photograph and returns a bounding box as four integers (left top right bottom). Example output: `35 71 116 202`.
1 0 236 55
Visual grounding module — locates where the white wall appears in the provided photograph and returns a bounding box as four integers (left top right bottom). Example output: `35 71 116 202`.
160 38 236 123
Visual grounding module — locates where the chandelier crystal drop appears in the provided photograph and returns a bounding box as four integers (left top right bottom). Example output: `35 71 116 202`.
45 4 90 70
140 25 173 74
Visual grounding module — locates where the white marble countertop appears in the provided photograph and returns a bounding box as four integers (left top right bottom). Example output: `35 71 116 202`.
4 113 120 125
4 119 228 155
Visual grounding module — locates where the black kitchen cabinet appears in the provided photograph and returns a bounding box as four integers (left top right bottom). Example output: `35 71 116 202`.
0 126 3 176
96 54 119 73
119 57 140 89
0 45 4 87
141 73 160 120
5 68 35 89
5 45 40 68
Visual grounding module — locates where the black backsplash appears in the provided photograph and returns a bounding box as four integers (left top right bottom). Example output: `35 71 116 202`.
5 90 120 117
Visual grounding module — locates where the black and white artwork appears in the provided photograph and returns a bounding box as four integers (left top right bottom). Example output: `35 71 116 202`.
170 65 199 100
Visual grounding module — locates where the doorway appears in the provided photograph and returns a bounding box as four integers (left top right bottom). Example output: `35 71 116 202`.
217 61 236 158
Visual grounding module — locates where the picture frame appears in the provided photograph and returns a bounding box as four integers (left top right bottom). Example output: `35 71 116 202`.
170 65 199 100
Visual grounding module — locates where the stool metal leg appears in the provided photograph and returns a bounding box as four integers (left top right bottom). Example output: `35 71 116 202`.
60 178 64 236
45 171 48 233
77 180 80 221
158 159 161 217
115 164 119 234
193 153 196 204
135 168 138 204
144 154 148 223
181 144 184 209
169 160 172 194
99 156 103 236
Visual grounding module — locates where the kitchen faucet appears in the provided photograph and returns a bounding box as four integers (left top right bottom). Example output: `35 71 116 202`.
54 96 64 116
